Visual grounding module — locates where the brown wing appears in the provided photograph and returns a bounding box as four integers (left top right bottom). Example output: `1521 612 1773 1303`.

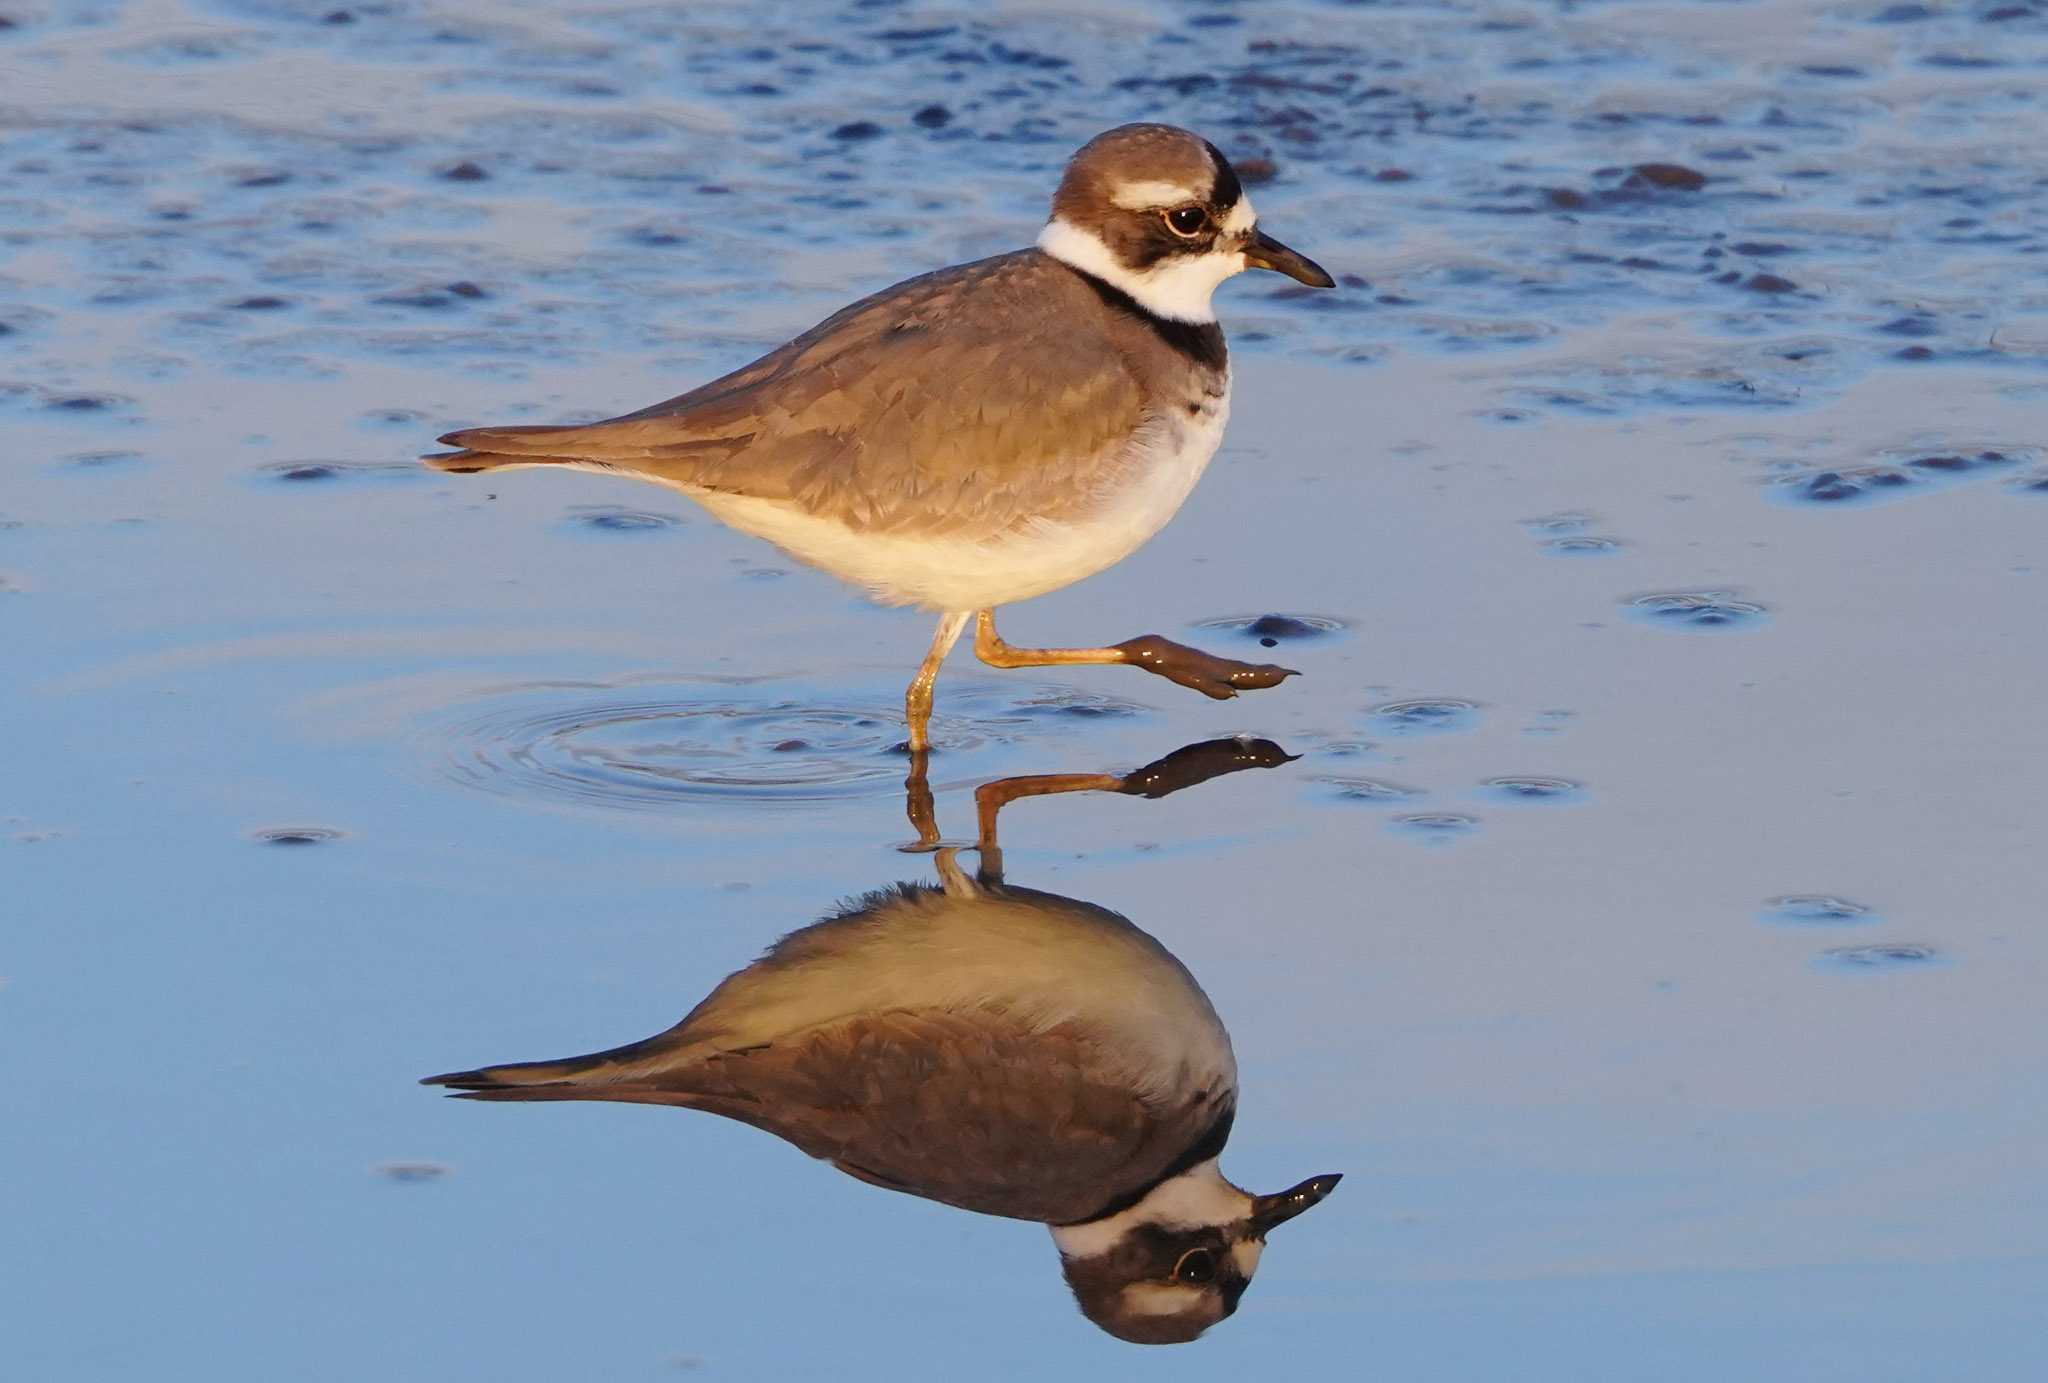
428 1007 1232 1226
432 251 1149 534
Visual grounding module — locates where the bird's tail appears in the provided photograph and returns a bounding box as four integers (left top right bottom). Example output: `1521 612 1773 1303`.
421 1030 725 1108
420 423 619 475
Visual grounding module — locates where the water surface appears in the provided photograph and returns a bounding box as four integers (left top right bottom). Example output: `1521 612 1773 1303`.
6 1 2048 1378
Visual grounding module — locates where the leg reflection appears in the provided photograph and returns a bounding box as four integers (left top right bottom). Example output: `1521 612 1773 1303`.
904 735 1299 882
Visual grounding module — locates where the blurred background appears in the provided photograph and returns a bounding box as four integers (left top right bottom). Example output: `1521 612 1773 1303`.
4 1 2046 1379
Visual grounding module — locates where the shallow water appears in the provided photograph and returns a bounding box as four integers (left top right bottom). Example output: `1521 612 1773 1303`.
6 1 2048 1378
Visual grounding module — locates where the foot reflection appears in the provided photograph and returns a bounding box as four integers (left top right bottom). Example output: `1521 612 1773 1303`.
423 737 1338 1345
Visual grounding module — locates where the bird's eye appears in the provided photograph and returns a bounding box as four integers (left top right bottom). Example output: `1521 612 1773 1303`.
1173 1249 1217 1284
1164 206 1209 238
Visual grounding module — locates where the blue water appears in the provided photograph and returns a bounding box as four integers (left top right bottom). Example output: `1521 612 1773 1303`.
7 1 2048 1378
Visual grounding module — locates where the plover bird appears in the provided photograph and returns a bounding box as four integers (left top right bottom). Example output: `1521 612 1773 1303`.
425 123 1333 750
425 754 1338 1344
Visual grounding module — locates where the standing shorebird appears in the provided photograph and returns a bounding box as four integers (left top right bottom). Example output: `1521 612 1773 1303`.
425 747 1338 1344
425 123 1334 750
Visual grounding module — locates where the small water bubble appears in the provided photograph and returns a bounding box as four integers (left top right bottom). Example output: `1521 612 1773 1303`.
1477 776 1585 804
1522 512 1595 535
1011 691 1145 721
360 409 425 429
1192 613 1348 646
66 450 141 469
252 826 344 846
1818 943 1941 971
46 394 122 413
1907 451 2015 475
1315 776 1421 803
256 459 416 485
1540 535 1623 556
375 1161 450 1183
1626 591 1769 631
1764 894 1875 925
1625 162 1707 191
1368 698 1481 736
1387 812 1478 844
567 506 682 533
1783 467 1917 506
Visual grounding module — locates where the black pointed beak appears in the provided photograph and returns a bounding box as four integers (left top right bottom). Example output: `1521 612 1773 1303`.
1247 1173 1342 1235
1243 230 1335 288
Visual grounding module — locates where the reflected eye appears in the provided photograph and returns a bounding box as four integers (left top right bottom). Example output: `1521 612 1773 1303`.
1164 206 1209 238
1173 1249 1217 1284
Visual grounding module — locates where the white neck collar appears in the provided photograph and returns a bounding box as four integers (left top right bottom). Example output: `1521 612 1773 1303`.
1047 1159 1251 1260
1037 218 1245 325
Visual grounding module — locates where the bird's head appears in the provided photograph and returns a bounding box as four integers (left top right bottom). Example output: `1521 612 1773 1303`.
1038 122 1334 326
1050 1160 1341 1344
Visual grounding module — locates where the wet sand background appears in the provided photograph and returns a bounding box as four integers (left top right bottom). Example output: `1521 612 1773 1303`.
5 1 2047 1379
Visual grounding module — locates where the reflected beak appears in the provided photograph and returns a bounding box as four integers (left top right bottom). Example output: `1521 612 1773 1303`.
1243 229 1335 288
1247 1173 1343 1235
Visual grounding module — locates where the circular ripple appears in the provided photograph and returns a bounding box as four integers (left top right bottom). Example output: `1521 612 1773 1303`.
1626 591 1769 631
1387 812 1479 844
1314 775 1421 803
563 505 684 533
419 681 1149 811
1192 613 1351 648
1818 943 1941 971
251 825 345 846
1367 697 1481 736
1477 775 1585 804
1521 512 1595 534
256 459 419 484
1764 894 1875 924
1541 536 1624 557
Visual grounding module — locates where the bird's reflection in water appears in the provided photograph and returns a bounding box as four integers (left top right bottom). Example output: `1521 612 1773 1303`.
424 738 1340 1344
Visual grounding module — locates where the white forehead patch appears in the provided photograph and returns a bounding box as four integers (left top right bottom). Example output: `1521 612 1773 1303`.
1122 1283 1209 1318
1111 179 1201 210
1230 1239 1264 1278
1220 195 1257 236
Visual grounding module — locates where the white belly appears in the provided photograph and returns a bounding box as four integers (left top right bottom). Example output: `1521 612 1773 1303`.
689 390 1229 613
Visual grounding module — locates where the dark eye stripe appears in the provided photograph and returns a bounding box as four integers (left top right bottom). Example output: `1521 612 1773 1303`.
1201 139 1242 211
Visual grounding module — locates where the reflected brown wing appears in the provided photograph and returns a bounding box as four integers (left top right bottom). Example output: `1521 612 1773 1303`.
433 252 1148 534
434 1008 1231 1226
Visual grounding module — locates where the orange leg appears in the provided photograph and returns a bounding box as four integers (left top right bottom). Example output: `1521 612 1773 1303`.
905 611 970 752
972 609 1297 700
